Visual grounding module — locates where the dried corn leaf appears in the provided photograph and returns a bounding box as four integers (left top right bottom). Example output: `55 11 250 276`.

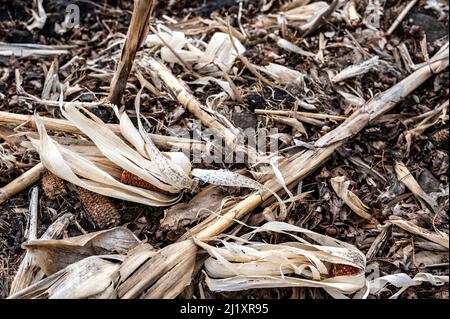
23 227 140 275
160 185 232 235
8 256 122 299
394 161 438 213
331 176 378 224
388 216 449 249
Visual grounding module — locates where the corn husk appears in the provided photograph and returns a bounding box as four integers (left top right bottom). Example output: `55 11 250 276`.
8 256 122 299
144 28 245 76
31 104 188 206
33 102 267 211
197 221 366 296
23 227 140 276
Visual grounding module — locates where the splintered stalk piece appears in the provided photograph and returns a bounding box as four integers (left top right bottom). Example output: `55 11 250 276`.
108 0 155 105
0 163 46 204
75 186 121 229
120 170 171 195
41 172 67 199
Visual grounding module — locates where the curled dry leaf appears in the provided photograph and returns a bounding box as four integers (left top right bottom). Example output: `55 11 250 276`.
160 185 233 236
394 161 438 213
23 227 140 276
368 272 448 299
330 176 379 224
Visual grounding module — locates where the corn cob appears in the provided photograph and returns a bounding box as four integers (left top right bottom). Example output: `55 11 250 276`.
75 186 121 229
330 264 361 277
120 170 172 195
41 172 67 199
431 128 449 145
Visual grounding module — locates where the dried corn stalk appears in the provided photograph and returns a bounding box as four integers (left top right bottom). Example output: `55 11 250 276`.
31 106 185 206
388 216 449 249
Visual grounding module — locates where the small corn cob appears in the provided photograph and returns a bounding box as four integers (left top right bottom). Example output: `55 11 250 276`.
431 128 449 145
120 170 171 195
330 264 361 277
75 186 121 229
41 172 67 199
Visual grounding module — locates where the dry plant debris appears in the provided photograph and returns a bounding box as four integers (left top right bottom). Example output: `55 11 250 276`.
0 0 448 300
